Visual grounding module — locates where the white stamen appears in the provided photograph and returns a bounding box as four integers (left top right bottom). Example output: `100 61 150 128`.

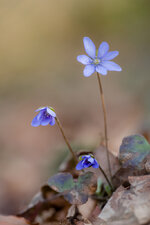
93 58 100 65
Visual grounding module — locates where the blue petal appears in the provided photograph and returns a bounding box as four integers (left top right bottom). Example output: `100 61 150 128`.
31 115 41 127
84 162 91 168
83 37 96 59
76 161 84 170
101 61 122 71
77 55 91 65
82 155 91 159
46 107 56 117
83 65 95 77
92 159 99 168
37 110 45 120
96 65 107 75
82 157 87 164
98 42 109 58
49 116 55 126
41 117 51 126
102 51 119 60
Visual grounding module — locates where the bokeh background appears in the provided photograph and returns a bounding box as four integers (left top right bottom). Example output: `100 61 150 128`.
0 0 150 214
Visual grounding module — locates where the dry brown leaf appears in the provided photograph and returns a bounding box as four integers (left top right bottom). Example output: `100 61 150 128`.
78 198 97 219
0 215 31 225
94 146 120 179
98 175 150 225
19 185 70 224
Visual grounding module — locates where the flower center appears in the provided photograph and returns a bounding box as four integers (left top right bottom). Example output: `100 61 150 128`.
93 58 100 65
43 111 50 119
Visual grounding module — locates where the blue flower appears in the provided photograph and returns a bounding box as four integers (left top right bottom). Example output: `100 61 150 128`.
31 106 56 127
76 154 99 170
77 37 122 77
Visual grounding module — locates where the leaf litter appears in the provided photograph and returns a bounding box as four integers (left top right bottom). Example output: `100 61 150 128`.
7 134 150 225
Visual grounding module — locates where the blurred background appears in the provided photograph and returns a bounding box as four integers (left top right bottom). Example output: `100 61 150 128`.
0 0 150 214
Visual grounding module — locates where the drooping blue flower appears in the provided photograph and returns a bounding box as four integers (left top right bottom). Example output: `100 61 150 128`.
77 37 122 77
76 154 99 170
31 106 56 127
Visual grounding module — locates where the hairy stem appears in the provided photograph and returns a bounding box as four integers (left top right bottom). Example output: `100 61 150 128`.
96 72 112 182
55 117 78 163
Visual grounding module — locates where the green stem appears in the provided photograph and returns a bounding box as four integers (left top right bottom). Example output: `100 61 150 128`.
98 166 113 191
96 72 112 183
55 117 78 163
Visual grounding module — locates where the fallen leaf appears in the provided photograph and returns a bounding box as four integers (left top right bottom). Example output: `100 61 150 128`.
19 185 70 223
78 198 97 219
0 215 30 225
98 175 150 225
94 146 120 179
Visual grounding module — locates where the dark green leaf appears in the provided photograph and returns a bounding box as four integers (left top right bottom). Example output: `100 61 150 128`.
48 173 74 192
48 172 95 205
119 134 150 170
77 171 94 190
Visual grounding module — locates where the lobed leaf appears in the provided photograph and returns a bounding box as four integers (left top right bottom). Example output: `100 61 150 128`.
48 173 74 192
48 172 95 205
119 134 150 170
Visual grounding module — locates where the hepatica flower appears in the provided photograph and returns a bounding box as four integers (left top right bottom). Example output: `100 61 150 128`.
77 37 122 77
76 154 99 170
31 106 56 127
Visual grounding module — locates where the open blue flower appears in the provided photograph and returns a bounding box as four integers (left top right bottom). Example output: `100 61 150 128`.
76 154 99 170
31 106 56 127
77 37 122 77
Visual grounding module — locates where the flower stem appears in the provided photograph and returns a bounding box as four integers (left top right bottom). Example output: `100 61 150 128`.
98 165 113 191
96 72 112 182
55 117 78 163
